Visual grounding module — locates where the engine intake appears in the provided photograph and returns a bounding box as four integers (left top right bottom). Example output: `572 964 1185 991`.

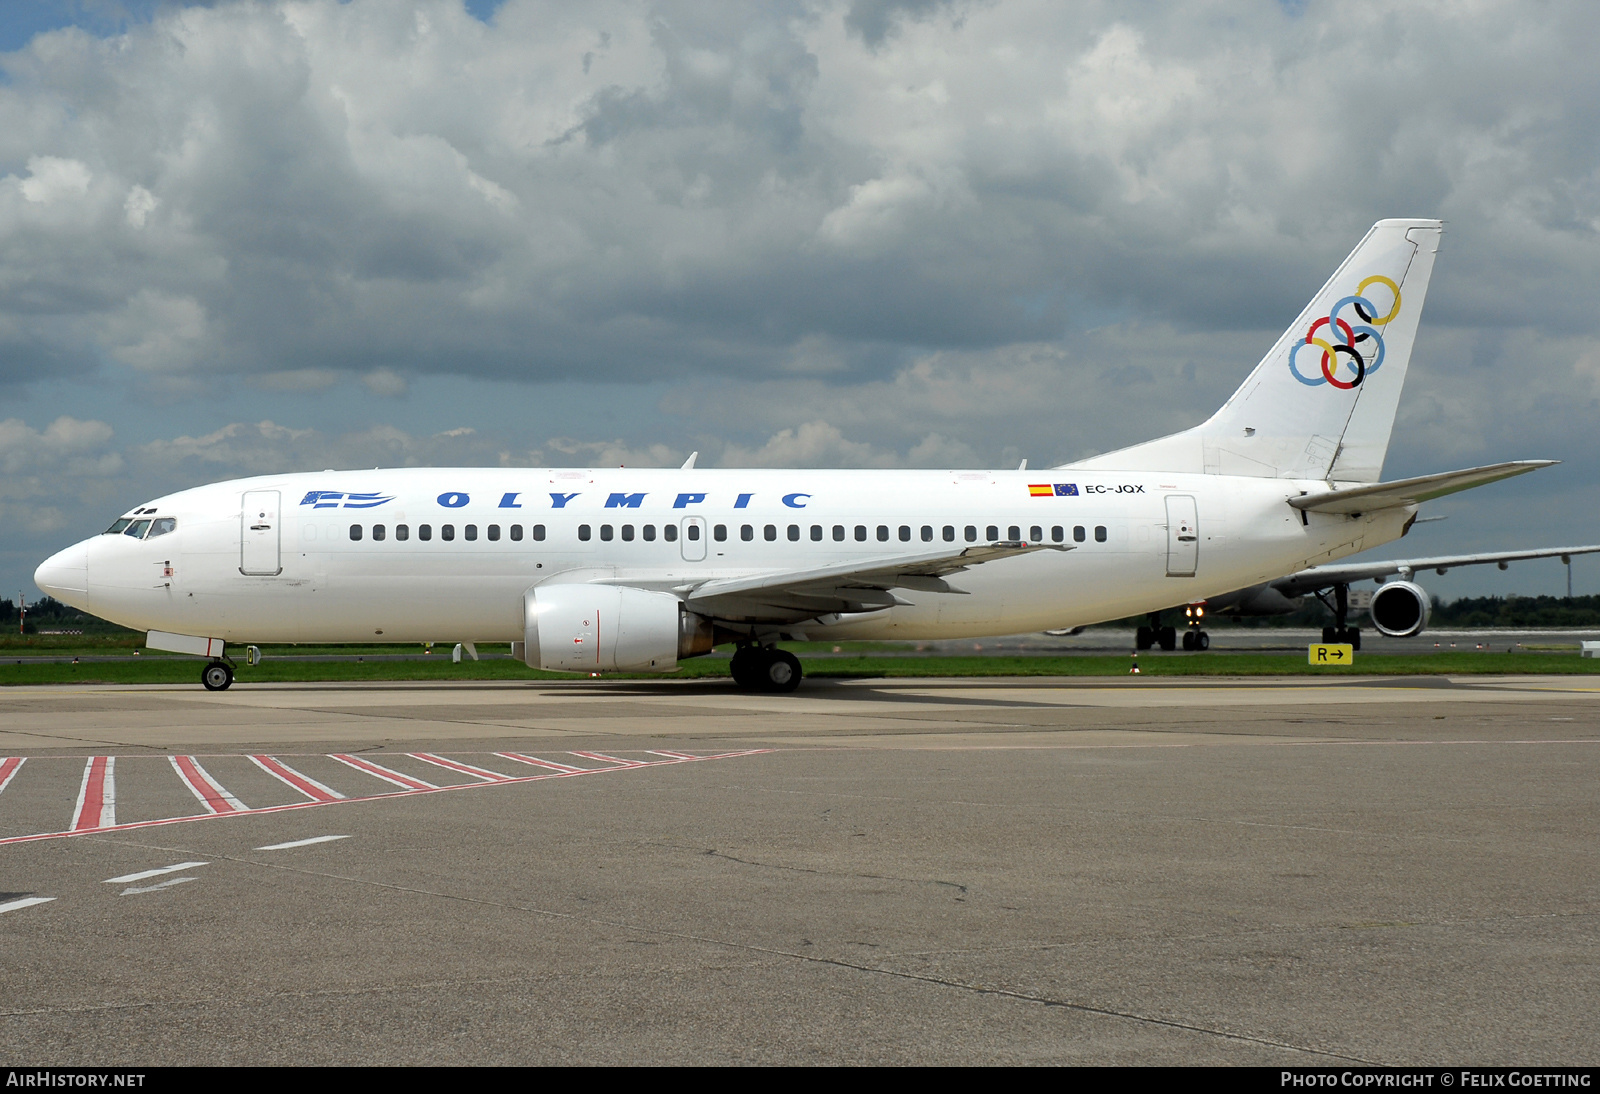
523 584 713 673
1369 580 1432 637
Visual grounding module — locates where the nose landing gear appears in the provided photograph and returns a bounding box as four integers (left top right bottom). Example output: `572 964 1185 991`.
1182 603 1210 651
729 645 803 693
201 660 235 691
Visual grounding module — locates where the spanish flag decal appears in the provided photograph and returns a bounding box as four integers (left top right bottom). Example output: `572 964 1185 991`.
1028 484 1053 497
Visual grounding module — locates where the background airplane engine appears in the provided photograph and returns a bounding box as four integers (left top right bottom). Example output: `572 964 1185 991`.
1369 580 1432 637
524 585 714 673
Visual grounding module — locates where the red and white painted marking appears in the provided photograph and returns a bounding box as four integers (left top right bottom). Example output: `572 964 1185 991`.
71 756 115 831
0 749 770 846
170 756 248 814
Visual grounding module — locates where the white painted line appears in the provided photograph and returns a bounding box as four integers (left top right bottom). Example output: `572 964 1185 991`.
0 896 55 915
104 861 209 885
0 756 25 795
121 877 196 896
330 754 437 790
170 755 248 813
255 834 351 851
409 753 509 781
250 755 345 801
646 750 698 760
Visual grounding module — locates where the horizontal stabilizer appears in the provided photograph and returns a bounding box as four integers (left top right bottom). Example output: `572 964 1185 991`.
1288 461 1556 515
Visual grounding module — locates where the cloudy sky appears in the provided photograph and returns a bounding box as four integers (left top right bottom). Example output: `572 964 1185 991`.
2 0 1598 603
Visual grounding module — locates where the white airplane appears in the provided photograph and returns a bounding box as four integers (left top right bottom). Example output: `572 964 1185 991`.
34 219 1561 692
1133 544 1600 652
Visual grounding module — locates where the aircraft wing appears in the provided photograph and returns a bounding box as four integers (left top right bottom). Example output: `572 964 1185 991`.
1288 461 1556 515
1270 544 1600 597
684 542 1069 623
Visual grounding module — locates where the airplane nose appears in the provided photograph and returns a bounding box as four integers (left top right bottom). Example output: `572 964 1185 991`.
35 542 89 597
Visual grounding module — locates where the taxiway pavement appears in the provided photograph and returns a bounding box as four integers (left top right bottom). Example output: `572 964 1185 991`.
1 676 1596 1064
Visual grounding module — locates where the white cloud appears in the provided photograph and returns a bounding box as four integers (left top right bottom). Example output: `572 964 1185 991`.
18 156 91 204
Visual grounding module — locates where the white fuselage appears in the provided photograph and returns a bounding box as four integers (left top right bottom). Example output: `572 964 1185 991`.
37 467 1412 648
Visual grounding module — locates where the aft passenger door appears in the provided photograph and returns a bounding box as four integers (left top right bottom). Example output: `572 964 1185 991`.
1165 495 1198 577
240 490 282 576
680 517 707 562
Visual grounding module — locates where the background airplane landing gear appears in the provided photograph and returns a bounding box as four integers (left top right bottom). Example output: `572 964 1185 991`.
201 660 234 691
1157 626 1177 651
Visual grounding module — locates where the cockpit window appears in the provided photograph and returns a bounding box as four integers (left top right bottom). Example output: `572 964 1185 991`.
125 520 151 538
105 518 133 535
147 517 177 538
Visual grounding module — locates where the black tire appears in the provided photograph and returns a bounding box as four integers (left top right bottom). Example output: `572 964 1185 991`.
1181 630 1195 651
1158 626 1177 652
1322 626 1338 644
763 650 802 693
1135 626 1153 650
1347 628 1361 651
201 661 233 691
1196 631 1210 651
729 647 759 689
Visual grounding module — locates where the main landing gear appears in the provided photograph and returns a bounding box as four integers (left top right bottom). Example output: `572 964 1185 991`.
729 645 803 693
201 659 235 691
1135 612 1178 652
1317 583 1362 650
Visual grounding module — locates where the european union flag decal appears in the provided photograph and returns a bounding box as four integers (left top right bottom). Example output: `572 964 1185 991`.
1054 483 1079 496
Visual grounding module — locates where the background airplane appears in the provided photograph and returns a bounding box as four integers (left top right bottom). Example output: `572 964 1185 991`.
1124 545 1600 651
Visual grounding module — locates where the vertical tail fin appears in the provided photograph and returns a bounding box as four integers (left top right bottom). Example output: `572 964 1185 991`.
1068 219 1442 483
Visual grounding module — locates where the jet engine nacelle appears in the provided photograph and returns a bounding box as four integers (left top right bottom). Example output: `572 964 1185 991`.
1369 579 1432 637
523 584 714 673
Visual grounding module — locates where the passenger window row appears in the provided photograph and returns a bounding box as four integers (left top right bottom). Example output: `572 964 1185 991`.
346 522 1112 545
349 523 547 542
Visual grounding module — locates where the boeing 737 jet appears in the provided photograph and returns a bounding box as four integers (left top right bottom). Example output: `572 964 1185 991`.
33 219 1563 691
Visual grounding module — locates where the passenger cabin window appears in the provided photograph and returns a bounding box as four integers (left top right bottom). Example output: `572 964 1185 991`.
855 525 867 541
713 524 726 542
1094 525 1108 542
441 525 456 541
578 524 591 541
396 524 410 541
899 526 911 542
1008 526 1021 541
465 525 478 541
509 525 523 541
683 525 696 541
965 526 977 542
148 518 177 538
943 526 955 542
1030 526 1042 543
488 525 501 541
921 525 933 542
349 524 362 541
877 525 889 542
643 525 656 541
787 524 800 541
372 524 386 541
1073 525 1086 542
741 524 753 541
666 525 680 542
1051 525 1064 543
811 525 824 541
833 525 845 541
419 524 433 541
764 524 777 541
600 525 614 541
105 518 133 535
620 525 634 542
986 525 998 541
126 520 151 538
531 525 545 541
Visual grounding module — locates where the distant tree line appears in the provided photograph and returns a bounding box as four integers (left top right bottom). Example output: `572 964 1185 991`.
0 597 134 634
1427 594 1600 628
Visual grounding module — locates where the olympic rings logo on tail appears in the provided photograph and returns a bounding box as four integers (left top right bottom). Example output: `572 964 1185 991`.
1289 274 1401 389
